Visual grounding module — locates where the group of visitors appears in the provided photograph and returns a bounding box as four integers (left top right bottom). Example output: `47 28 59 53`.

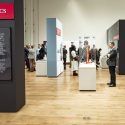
68 41 117 87
24 45 35 72
68 41 102 76
24 41 47 72
25 40 117 87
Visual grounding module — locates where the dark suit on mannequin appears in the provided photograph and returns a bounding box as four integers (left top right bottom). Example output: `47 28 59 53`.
107 47 117 87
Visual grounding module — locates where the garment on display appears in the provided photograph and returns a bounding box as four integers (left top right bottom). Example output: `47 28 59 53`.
78 36 96 64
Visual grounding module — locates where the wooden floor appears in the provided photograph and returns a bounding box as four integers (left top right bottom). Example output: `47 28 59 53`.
0 66 125 125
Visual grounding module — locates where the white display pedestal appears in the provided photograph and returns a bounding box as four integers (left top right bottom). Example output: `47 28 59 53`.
79 63 96 91
36 60 47 76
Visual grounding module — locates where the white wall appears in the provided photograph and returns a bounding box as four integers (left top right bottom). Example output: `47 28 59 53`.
38 0 125 56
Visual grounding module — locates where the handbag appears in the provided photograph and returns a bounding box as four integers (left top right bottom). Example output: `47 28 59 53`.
74 56 79 61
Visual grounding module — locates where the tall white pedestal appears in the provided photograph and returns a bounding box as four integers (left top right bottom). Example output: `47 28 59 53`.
79 63 96 91
36 60 47 76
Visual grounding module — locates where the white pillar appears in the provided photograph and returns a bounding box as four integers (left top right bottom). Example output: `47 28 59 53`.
24 0 33 45
33 0 39 48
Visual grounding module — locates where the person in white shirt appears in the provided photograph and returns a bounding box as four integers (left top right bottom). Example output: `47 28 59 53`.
71 45 79 76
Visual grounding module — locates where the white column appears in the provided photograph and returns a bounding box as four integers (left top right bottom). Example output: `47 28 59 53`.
24 0 39 47
24 0 34 45
30 0 34 45
33 0 39 47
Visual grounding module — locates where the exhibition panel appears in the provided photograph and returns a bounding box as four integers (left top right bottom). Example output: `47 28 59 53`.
0 0 25 112
0 28 11 80
47 18 63 77
107 20 125 75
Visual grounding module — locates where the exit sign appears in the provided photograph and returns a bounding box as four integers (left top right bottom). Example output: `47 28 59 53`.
0 3 14 19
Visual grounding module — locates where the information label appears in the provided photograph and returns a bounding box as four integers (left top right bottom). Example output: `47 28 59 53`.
0 28 11 80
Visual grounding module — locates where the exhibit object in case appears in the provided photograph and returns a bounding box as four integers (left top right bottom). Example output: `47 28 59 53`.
47 18 63 77
79 63 96 91
36 60 47 76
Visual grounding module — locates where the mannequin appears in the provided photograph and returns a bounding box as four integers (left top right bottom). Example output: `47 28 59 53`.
78 43 83 63
82 40 90 63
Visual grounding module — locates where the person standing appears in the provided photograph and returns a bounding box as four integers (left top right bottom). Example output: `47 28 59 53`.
107 42 117 87
63 45 67 70
96 48 102 65
91 44 97 62
28 45 35 72
38 44 47 60
43 41 47 55
36 44 41 60
71 45 78 76
69 42 76 68
24 45 30 70
96 48 102 69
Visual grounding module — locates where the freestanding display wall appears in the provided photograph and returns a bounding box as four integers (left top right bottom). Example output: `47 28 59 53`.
0 0 25 112
47 18 63 77
107 20 125 75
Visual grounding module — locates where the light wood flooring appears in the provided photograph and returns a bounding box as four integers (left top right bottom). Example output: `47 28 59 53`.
0 66 125 125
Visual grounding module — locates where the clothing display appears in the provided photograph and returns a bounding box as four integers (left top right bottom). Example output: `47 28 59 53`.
82 45 90 62
78 47 83 62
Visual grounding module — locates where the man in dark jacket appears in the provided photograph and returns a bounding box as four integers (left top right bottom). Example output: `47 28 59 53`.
24 45 30 70
63 45 67 70
69 42 76 68
107 42 117 87
38 44 47 60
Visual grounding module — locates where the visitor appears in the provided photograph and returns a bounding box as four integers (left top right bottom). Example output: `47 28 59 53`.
71 45 79 76
63 45 67 70
107 42 117 87
28 45 35 72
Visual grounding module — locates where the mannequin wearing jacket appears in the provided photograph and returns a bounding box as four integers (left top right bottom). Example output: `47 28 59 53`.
107 42 117 87
78 45 83 63
83 40 90 62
